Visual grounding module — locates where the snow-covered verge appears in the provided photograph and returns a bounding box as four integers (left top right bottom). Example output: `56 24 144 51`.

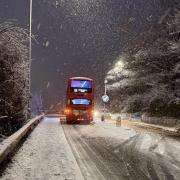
1 117 84 180
98 113 180 134
0 115 43 164
141 113 180 127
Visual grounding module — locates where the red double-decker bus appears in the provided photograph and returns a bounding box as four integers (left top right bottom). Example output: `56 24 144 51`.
64 77 94 124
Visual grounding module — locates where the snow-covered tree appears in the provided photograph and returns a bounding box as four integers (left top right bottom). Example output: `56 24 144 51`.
0 22 29 135
106 6 180 117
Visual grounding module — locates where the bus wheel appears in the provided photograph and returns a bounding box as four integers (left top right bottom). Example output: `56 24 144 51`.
66 120 72 124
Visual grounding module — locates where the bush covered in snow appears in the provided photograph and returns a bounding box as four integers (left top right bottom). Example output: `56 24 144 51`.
0 22 30 135
106 6 180 118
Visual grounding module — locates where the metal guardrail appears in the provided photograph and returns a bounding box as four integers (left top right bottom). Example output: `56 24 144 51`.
0 115 43 164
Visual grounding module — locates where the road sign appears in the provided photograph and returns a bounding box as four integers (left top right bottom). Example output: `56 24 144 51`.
102 95 109 103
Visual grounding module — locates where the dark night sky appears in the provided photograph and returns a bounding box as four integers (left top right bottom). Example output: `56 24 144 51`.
0 0 177 108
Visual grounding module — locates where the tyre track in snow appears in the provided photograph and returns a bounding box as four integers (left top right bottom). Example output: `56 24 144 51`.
70 136 106 180
63 124 139 180
63 125 109 180
112 133 176 180
62 122 179 180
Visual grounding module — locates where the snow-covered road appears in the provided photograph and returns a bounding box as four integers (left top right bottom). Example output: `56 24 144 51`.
1 117 180 180
63 119 180 180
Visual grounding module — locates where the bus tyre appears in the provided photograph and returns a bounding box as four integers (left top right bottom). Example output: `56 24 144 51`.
66 120 72 124
86 121 90 124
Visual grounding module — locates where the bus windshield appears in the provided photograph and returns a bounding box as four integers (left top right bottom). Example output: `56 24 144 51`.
71 99 91 105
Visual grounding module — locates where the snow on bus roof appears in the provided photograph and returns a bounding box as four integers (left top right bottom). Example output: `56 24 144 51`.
69 77 93 81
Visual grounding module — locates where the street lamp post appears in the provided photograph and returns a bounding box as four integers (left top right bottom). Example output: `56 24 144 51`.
29 0 32 89
104 79 107 95
28 0 32 112
101 79 108 121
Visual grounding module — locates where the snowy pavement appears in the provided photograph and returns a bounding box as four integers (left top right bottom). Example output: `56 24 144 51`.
1 117 83 180
63 119 180 180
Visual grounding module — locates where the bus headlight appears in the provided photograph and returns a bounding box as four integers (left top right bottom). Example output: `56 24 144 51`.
64 108 71 115
89 110 94 116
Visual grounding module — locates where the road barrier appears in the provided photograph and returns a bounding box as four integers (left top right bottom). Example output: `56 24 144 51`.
0 115 43 164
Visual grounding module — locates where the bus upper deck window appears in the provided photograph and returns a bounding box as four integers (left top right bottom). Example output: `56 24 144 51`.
71 80 92 88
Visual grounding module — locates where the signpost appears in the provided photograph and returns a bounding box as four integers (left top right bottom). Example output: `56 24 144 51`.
101 79 110 121
102 95 109 103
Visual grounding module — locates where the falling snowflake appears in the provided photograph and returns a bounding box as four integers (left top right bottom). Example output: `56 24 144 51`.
45 41 50 47
46 82 50 88
37 23 41 30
